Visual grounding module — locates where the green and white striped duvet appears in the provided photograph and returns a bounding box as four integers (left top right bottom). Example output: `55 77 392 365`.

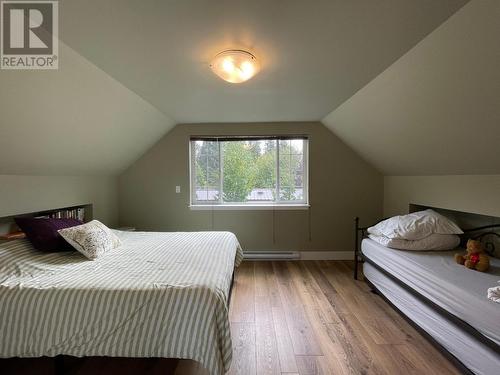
0 231 243 375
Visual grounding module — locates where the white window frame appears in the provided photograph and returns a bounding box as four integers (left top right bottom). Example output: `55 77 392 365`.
189 137 309 210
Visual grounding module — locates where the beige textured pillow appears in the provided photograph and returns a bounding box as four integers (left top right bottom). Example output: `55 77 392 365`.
58 220 121 259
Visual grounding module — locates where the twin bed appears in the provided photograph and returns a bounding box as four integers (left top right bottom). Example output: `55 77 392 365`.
356 214 500 375
0 229 243 375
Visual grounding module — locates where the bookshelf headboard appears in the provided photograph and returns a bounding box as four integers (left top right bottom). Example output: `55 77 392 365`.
0 204 93 236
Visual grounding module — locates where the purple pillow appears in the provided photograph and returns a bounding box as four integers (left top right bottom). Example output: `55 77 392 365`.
15 217 83 252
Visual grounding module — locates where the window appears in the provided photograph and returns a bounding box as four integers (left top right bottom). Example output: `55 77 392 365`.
190 136 309 208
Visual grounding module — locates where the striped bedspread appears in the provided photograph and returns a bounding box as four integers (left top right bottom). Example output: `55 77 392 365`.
0 231 243 375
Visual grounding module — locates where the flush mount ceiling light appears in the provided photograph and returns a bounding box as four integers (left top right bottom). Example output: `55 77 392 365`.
210 50 260 83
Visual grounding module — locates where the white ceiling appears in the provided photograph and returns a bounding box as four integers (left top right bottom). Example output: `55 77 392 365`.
60 0 467 123
323 0 500 175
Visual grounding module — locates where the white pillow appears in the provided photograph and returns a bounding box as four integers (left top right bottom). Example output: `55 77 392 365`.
58 220 121 260
367 209 463 241
368 233 461 251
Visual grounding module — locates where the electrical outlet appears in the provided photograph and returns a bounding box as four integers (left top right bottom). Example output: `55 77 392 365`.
175 186 181 193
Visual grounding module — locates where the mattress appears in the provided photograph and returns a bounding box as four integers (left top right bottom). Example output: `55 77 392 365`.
361 238 500 347
364 263 500 375
0 230 243 375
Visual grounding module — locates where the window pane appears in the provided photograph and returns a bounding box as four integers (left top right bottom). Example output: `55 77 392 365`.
221 140 278 203
193 140 220 201
250 140 276 202
279 139 304 201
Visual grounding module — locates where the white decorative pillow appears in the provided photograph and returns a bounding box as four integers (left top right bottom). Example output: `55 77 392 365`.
58 220 121 259
367 209 463 241
368 233 461 251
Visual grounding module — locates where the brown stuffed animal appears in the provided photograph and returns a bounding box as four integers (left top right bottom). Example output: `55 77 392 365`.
455 239 490 272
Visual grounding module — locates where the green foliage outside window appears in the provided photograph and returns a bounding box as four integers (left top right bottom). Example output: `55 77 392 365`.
194 139 304 202
221 142 256 202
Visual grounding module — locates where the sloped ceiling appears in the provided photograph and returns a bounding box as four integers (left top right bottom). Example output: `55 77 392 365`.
0 42 175 175
322 0 500 175
59 0 467 123
0 0 470 175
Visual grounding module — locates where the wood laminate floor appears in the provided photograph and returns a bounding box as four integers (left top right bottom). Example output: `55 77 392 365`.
1 261 459 375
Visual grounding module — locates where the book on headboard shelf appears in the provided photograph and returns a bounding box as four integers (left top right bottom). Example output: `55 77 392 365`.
38 207 86 221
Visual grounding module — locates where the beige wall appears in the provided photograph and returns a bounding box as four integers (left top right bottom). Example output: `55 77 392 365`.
384 175 500 217
118 122 382 252
0 175 119 226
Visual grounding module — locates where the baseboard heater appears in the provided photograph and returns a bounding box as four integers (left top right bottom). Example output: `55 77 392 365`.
243 251 300 260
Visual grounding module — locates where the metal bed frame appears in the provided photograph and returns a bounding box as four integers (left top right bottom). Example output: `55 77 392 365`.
353 216 500 374
354 217 500 280
353 216 386 280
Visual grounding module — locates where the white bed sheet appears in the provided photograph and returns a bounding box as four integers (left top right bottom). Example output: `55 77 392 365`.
361 238 500 346
364 263 500 375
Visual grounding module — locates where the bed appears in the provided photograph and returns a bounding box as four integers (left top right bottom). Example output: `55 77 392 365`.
358 236 500 375
0 230 243 375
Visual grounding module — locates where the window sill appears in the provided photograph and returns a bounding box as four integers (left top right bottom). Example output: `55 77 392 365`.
189 204 310 211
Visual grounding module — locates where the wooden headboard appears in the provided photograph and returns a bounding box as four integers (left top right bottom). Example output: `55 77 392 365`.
0 204 93 236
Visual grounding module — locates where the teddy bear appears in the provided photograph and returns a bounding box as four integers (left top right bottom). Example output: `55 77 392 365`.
455 239 490 272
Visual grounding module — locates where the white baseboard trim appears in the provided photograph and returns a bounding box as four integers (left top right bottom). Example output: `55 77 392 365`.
300 251 354 260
